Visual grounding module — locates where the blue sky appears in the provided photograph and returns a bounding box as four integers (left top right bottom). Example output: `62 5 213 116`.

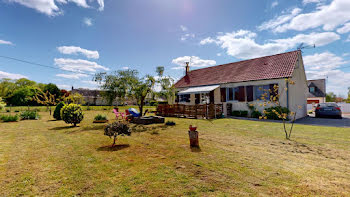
0 0 350 96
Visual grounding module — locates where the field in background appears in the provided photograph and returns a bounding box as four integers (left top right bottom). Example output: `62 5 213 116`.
1 111 350 196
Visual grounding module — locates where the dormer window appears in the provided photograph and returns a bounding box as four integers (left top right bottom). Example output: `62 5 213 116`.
309 87 315 93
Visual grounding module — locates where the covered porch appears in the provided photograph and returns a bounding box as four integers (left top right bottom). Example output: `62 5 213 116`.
156 103 224 119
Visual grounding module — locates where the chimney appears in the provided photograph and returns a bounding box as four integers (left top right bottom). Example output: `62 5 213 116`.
185 62 190 75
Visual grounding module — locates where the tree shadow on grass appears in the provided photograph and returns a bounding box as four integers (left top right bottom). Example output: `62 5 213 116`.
81 125 105 131
97 144 130 152
49 126 76 130
130 124 169 133
190 146 201 153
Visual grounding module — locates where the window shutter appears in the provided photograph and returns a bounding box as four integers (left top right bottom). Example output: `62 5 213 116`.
220 88 226 102
238 86 245 102
269 84 278 96
246 86 253 102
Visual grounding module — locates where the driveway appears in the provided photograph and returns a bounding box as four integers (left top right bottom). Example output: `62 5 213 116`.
295 113 350 128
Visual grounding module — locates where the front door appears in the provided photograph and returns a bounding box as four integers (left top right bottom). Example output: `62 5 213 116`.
209 91 214 104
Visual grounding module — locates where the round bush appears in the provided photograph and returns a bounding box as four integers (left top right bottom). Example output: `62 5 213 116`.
53 101 65 120
61 103 84 126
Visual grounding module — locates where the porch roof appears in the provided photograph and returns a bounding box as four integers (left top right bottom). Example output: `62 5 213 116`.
178 85 220 95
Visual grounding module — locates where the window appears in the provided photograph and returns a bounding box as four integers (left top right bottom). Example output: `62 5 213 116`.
309 87 315 93
227 88 234 101
254 85 270 100
227 87 244 101
179 94 190 102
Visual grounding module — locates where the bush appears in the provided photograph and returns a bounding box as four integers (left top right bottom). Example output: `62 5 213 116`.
104 122 131 146
53 102 65 120
20 110 39 120
61 104 84 127
6 109 10 113
94 114 108 121
231 110 248 117
264 106 290 120
251 110 262 119
1 114 19 122
165 121 176 126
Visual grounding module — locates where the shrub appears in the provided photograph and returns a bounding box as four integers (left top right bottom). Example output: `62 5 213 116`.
251 110 262 119
20 110 39 120
61 104 84 127
14 110 20 112
1 114 19 122
53 102 65 120
104 122 131 146
165 121 176 126
94 114 108 121
264 106 290 120
231 110 248 117
6 109 10 113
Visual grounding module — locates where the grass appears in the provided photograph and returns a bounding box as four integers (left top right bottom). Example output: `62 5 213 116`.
0 110 350 196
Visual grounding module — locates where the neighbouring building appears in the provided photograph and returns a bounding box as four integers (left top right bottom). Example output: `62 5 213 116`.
307 79 326 104
71 88 118 106
174 50 308 119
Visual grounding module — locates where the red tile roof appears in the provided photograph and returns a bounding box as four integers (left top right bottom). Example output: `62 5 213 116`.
174 50 300 88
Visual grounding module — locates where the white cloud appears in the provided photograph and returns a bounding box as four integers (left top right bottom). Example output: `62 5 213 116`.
54 58 109 73
96 0 104 11
56 73 88 79
180 25 188 32
57 84 71 89
0 70 27 79
302 0 323 5
337 22 350 34
217 53 222 57
303 52 347 70
181 33 195 41
171 56 216 70
258 8 302 31
57 46 99 59
264 0 350 33
200 30 340 59
8 0 104 16
82 80 99 86
271 1 278 8
122 66 129 70
304 52 350 95
83 17 93 26
0 39 14 45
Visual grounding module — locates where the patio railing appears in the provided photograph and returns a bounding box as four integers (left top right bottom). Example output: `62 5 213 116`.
156 104 223 119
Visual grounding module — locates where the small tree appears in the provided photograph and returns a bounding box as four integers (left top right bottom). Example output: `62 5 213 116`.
64 93 85 105
61 104 84 127
255 78 302 140
155 66 176 104
33 90 57 115
53 101 65 120
104 121 131 146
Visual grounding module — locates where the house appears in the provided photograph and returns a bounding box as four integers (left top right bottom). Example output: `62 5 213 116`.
307 79 326 104
174 50 308 119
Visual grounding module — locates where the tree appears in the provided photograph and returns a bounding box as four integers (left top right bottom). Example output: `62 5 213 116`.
43 83 61 98
15 78 36 88
104 121 131 146
0 78 16 99
61 104 84 127
155 66 176 104
0 97 6 110
64 93 85 104
253 79 303 140
131 75 155 115
33 90 57 115
7 86 40 106
326 92 336 102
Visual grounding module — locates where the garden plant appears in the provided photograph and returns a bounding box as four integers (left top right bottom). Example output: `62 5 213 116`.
61 103 84 127
104 121 131 146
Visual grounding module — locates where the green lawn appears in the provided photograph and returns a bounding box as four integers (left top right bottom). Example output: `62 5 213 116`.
1 110 350 196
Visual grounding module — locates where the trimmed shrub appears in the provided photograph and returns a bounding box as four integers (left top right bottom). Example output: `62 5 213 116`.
94 114 108 121
53 102 65 120
264 106 290 120
104 122 131 146
20 110 39 120
231 110 248 117
251 110 262 119
1 114 19 122
61 104 84 127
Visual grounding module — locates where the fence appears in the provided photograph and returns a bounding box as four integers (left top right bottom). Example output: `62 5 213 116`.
156 104 223 119
307 103 350 113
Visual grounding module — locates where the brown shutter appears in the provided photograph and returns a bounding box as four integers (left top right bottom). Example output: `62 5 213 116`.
220 88 226 102
246 86 253 102
238 86 245 102
270 84 278 97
